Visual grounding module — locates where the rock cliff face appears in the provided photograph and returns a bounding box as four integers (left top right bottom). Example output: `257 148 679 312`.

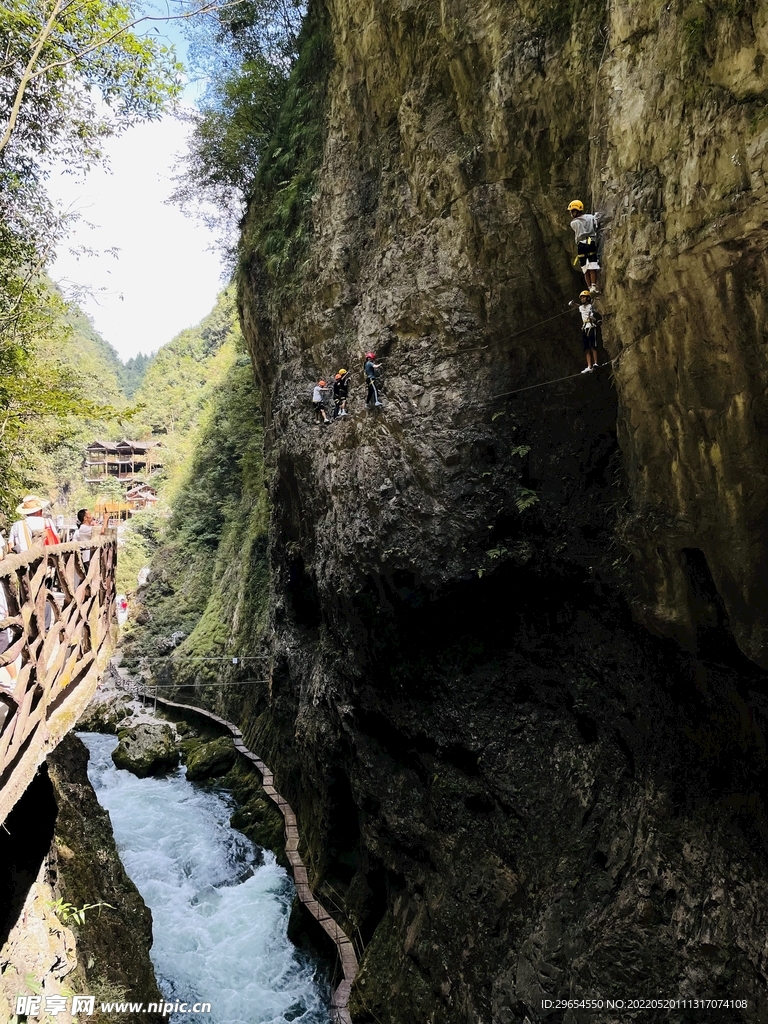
238 1 768 1021
0 736 164 1024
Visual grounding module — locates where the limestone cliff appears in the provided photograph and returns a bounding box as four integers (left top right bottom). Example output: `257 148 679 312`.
236 0 768 1021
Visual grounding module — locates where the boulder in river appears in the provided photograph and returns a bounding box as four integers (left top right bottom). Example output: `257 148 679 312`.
184 736 238 781
78 691 133 733
112 723 179 778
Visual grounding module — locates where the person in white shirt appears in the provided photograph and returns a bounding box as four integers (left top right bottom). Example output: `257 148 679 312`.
73 508 98 563
575 289 602 372
8 495 47 553
312 379 331 425
567 199 601 294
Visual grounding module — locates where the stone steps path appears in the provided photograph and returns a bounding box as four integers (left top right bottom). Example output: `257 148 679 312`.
150 694 358 1024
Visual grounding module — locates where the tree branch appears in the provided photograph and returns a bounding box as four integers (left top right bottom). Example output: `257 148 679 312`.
0 0 66 156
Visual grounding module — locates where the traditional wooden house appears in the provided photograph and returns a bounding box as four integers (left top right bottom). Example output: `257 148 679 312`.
85 439 162 483
125 483 158 511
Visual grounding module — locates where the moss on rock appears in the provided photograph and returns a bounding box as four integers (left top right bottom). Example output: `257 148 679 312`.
185 736 238 781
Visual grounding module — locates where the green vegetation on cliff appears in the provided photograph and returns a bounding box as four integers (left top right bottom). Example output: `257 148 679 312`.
238 4 331 286
120 292 269 688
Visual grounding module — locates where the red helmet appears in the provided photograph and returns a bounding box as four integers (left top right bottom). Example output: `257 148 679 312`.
365 352 376 359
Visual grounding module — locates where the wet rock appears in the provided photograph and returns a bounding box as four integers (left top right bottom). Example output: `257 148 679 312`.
112 723 179 778
47 735 166 1023
184 737 238 781
78 692 133 734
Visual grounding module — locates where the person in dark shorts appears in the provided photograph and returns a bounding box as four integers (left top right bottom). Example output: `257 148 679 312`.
576 289 602 372
363 352 382 407
567 199 601 294
333 369 349 418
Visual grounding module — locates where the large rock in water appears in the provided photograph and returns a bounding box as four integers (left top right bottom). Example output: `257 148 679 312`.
112 723 179 778
78 691 133 733
184 736 237 781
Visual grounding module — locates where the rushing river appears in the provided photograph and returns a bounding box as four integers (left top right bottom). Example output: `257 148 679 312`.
79 732 330 1024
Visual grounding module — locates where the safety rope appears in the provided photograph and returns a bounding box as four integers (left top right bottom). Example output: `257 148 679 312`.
504 305 579 341
490 370 592 400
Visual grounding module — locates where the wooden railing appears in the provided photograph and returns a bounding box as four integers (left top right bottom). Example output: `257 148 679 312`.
0 538 117 823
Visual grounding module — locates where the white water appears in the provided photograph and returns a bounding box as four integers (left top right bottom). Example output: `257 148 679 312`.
79 732 330 1024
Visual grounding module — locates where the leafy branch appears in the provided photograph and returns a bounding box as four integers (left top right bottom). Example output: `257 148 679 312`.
48 897 115 926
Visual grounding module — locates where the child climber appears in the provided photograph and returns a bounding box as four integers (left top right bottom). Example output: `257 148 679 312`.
312 379 331 424
363 352 382 408
333 369 349 418
567 199 601 294
574 289 602 372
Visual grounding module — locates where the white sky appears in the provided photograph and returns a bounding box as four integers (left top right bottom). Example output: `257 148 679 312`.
47 114 225 362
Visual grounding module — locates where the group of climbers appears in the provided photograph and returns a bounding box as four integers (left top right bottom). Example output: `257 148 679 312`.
308 201 603 413
567 199 604 372
311 353 383 424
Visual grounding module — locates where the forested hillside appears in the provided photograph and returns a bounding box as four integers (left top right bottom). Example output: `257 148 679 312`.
118 353 152 398
0 0 179 518
118 288 268 671
4 283 128 514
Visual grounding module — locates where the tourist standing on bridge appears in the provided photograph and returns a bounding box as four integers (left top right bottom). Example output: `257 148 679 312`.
0 573 19 700
9 495 48 553
567 200 601 294
74 508 98 564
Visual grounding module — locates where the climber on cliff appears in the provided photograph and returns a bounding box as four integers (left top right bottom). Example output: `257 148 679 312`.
333 369 350 419
567 200 601 294
312 379 331 425
571 289 602 372
364 353 383 408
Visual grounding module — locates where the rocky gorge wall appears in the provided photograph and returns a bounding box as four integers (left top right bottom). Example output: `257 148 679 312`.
236 0 768 1021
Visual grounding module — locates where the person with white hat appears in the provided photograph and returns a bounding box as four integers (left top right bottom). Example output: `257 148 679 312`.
8 494 48 553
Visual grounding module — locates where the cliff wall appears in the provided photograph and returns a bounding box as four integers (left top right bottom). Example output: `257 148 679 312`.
237 1 768 1020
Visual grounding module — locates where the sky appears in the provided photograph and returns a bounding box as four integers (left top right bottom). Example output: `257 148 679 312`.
46 10 224 363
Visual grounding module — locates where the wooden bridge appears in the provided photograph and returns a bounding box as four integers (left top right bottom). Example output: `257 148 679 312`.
0 537 117 824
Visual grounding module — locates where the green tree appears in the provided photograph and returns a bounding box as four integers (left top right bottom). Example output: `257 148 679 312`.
0 0 184 518
171 0 304 250
0 0 183 167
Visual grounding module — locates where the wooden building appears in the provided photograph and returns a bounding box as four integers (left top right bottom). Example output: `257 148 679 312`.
125 483 158 511
85 439 162 484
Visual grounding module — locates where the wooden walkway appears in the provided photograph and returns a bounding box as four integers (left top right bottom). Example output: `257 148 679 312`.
0 538 117 824
149 694 358 1024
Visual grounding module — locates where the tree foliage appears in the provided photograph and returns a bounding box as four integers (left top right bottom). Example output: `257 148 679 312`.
171 0 304 251
0 0 182 519
0 279 124 516
118 352 152 397
0 0 183 171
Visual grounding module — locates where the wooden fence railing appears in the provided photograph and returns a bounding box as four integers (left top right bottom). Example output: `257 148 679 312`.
0 538 117 823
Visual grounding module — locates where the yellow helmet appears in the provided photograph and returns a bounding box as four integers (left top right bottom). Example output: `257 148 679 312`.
568 199 584 213
579 290 591 299
338 368 347 375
